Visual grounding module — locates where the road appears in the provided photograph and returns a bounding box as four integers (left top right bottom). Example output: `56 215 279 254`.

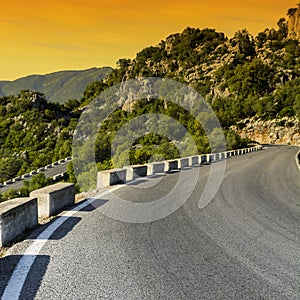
0 161 70 193
0 145 299 299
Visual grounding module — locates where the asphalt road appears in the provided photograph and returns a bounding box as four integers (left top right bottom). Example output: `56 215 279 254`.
0 145 299 299
0 162 70 193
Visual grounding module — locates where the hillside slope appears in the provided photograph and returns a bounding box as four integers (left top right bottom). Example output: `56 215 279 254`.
99 10 300 145
1 5 300 188
0 67 112 103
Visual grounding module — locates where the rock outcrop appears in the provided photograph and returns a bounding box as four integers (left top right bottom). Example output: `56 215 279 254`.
288 5 300 40
231 117 300 146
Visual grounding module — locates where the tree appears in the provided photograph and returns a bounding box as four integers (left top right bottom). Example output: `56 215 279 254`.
277 18 288 40
2 189 19 201
234 29 256 57
287 8 297 17
23 173 50 192
227 59 273 98
294 95 300 119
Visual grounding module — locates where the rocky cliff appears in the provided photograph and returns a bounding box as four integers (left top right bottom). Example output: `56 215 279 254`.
288 5 300 40
231 117 300 146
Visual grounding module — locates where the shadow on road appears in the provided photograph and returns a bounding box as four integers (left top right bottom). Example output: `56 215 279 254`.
80 199 108 211
28 216 82 241
0 254 50 299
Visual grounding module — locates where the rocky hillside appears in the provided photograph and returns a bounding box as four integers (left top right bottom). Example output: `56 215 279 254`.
0 90 82 183
1 4 300 187
288 4 300 40
0 67 112 103
232 117 299 145
98 8 300 145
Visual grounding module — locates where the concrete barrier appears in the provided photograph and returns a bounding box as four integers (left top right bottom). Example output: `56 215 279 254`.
3 180 12 186
0 197 38 246
199 155 207 164
206 154 215 163
12 177 21 183
178 158 189 169
146 162 166 175
97 169 126 188
188 156 199 166
30 183 75 218
0 146 266 245
124 165 148 181
166 160 179 171
53 174 63 181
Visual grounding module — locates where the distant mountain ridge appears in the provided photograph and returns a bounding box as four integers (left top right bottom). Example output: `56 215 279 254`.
0 67 112 103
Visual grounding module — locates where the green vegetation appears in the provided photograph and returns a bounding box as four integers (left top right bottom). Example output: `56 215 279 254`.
1 9 299 198
102 19 299 122
0 90 80 183
94 98 247 170
0 173 53 202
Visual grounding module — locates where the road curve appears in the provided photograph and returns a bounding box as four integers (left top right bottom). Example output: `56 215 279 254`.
0 145 299 299
0 161 70 194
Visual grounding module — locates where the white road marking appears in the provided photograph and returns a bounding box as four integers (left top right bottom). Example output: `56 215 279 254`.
1 186 122 300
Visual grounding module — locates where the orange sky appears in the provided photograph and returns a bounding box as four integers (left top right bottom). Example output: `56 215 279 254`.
0 0 297 80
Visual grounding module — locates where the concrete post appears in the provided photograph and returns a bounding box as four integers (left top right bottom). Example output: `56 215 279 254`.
0 197 38 247
30 183 75 218
146 162 166 175
124 165 148 181
97 169 126 188
166 160 179 172
178 158 189 169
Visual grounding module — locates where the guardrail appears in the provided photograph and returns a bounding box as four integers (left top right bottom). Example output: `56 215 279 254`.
97 145 263 187
0 156 73 187
0 183 75 246
0 146 263 247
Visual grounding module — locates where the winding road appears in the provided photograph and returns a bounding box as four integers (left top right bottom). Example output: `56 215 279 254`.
0 161 70 194
0 145 299 299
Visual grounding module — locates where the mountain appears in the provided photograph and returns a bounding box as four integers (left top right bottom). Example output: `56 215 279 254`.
100 12 300 145
1 5 300 194
0 67 112 103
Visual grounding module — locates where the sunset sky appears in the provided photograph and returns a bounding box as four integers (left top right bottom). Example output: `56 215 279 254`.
0 1 297 80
